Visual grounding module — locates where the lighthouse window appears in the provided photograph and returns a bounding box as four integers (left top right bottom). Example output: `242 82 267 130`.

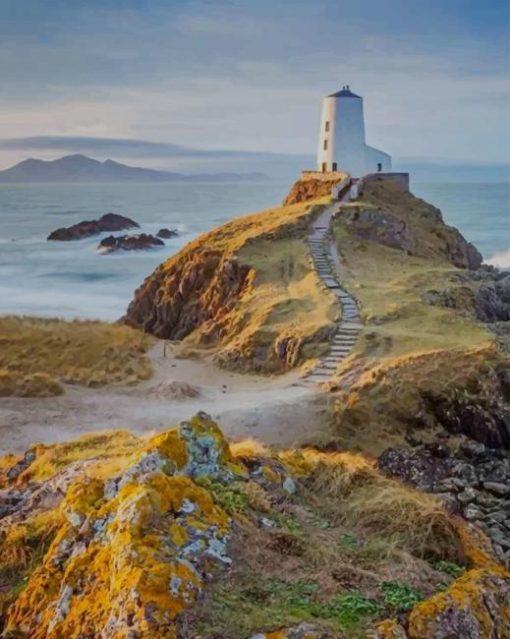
325 121 330 132
323 139 328 150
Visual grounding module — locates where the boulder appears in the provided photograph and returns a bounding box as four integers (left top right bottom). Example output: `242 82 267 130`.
378 447 452 492
98 233 164 253
376 569 510 639
423 271 510 323
47 212 139 241
156 227 179 239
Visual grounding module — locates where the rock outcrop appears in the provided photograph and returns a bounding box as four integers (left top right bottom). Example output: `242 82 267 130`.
424 269 510 323
98 232 164 253
47 212 139 241
348 177 483 269
283 172 347 206
336 207 416 253
376 569 510 639
125 250 252 339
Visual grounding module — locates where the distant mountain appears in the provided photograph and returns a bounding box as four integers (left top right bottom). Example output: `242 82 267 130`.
0 154 266 183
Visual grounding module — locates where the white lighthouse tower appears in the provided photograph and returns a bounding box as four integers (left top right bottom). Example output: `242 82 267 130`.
317 85 391 177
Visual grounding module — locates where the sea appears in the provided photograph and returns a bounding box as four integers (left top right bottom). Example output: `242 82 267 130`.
0 178 509 321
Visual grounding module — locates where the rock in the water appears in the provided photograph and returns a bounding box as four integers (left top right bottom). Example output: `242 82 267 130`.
47 212 139 241
98 233 164 253
156 227 179 239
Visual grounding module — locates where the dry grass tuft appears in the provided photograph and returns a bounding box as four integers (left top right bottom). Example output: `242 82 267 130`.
230 438 271 462
0 315 153 396
303 449 378 497
339 481 463 562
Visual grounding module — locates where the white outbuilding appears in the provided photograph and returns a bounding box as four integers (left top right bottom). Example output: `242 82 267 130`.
317 85 391 177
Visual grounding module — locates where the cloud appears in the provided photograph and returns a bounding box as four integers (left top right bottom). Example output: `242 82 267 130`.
0 0 508 165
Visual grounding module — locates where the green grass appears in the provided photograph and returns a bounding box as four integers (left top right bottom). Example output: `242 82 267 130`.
198 576 383 637
380 581 423 612
433 560 466 579
196 478 249 515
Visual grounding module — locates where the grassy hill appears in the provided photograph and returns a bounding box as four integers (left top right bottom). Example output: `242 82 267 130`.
124 197 340 373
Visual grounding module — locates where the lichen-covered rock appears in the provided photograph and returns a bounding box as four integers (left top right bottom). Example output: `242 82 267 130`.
375 569 510 639
0 413 238 638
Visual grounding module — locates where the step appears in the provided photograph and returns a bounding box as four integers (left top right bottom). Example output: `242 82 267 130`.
341 321 363 329
322 356 347 364
312 368 335 375
305 370 330 378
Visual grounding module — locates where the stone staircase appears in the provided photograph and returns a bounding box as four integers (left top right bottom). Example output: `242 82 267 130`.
303 202 362 385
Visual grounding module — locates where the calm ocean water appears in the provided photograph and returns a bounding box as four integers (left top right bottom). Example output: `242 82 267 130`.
0 179 508 320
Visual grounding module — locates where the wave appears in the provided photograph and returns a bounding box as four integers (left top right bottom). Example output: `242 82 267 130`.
486 248 510 269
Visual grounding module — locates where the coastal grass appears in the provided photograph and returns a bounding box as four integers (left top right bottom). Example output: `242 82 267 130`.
0 315 153 397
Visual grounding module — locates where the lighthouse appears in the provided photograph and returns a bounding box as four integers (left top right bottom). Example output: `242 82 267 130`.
317 85 391 177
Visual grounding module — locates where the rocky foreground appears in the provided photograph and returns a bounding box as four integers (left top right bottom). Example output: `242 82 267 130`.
0 413 508 638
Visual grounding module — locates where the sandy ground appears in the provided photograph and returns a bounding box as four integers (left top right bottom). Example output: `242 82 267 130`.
0 341 333 455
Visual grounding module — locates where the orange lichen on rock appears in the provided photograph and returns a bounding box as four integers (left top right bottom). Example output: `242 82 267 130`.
376 568 510 639
0 412 238 638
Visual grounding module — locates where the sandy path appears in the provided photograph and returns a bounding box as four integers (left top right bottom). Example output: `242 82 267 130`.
0 341 332 455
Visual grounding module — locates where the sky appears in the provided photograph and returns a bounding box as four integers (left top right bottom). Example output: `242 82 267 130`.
0 0 509 172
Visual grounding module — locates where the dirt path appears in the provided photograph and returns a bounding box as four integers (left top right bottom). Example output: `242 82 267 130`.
0 340 332 455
